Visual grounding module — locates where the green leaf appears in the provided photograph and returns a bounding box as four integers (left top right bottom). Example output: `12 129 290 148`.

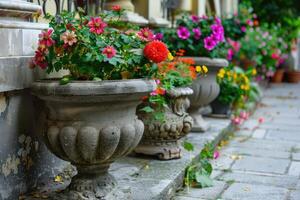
139 106 154 113
60 77 70 85
183 141 194 152
93 77 102 81
195 172 214 188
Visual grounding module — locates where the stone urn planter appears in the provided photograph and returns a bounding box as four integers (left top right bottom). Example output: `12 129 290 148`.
185 57 228 132
31 79 156 199
210 98 231 118
135 87 194 160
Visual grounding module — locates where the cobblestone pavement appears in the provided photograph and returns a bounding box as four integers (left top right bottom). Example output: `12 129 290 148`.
174 83 300 200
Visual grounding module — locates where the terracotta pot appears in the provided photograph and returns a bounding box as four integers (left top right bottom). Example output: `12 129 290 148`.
271 69 285 83
286 71 300 83
184 57 229 132
135 87 193 160
31 79 156 199
240 58 256 70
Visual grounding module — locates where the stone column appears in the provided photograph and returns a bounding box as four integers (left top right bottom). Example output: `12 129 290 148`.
104 0 148 26
197 0 207 16
148 0 169 28
0 1 67 200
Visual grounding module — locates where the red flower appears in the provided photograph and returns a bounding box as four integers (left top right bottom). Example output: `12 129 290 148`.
38 29 54 47
88 17 107 34
102 46 117 59
33 50 48 69
112 5 121 11
143 40 168 63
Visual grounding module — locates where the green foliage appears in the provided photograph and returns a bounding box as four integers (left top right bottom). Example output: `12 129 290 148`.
184 142 216 188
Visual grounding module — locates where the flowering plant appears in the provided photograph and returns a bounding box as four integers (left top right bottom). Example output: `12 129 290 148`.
228 24 288 80
140 56 207 121
216 66 256 105
30 9 169 83
157 14 227 58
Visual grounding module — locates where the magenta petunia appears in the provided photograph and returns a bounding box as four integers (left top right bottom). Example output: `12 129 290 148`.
190 15 200 23
177 26 190 40
192 28 201 40
204 36 217 51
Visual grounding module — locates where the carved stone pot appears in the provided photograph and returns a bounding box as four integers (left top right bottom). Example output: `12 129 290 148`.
135 87 193 160
186 57 228 132
31 79 156 199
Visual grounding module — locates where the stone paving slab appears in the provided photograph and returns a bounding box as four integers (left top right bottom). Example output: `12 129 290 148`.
176 181 227 200
231 155 290 175
221 182 289 200
221 146 291 159
217 172 298 189
288 162 300 177
265 129 300 142
229 138 296 152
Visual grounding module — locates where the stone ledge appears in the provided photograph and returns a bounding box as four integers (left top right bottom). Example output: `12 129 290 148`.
23 117 233 200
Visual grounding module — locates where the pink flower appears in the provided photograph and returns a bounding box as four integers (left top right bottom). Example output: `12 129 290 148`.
258 117 265 123
271 53 280 60
192 28 201 40
60 31 77 46
39 29 54 47
204 36 217 51
227 38 241 52
112 5 121 11
154 33 163 40
240 111 249 120
241 26 247 32
232 117 242 125
88 17 107 34
102 46 116 59
227 48 234 60
137 28 155 42
215 17 222 24
246 19 253 26
213 151 220 159
190 15 200 23
177 26 190 40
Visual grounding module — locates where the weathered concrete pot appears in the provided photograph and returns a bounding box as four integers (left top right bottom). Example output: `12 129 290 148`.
185 57 228 132
31 79 156 199
135 87 193 160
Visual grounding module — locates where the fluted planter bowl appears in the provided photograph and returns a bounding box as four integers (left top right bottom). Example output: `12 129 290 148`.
135 87 193 160
185 57 228 132
31 79 156 199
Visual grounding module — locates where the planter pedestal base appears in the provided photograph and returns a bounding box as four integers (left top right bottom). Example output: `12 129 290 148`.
135 142 181 160
189 108 210 132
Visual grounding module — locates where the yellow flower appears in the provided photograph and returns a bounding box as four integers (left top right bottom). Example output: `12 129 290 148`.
219 68 225 75
195 66 202 73
202 65 208 73
227 71 232 77
240 85 245 90
217 72 224 79
233 73 237 80
167 52 174 61
252 69 257 76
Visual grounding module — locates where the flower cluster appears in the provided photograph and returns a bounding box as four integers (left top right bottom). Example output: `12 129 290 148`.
140 55 207 120
216 66 255 106
30 10 169 82
157 14 227 58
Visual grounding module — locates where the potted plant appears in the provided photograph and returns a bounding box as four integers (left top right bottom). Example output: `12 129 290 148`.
211 66 255 117
135 56 206 160
285 39 300 83
157 14 228 132
30 9 170 199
